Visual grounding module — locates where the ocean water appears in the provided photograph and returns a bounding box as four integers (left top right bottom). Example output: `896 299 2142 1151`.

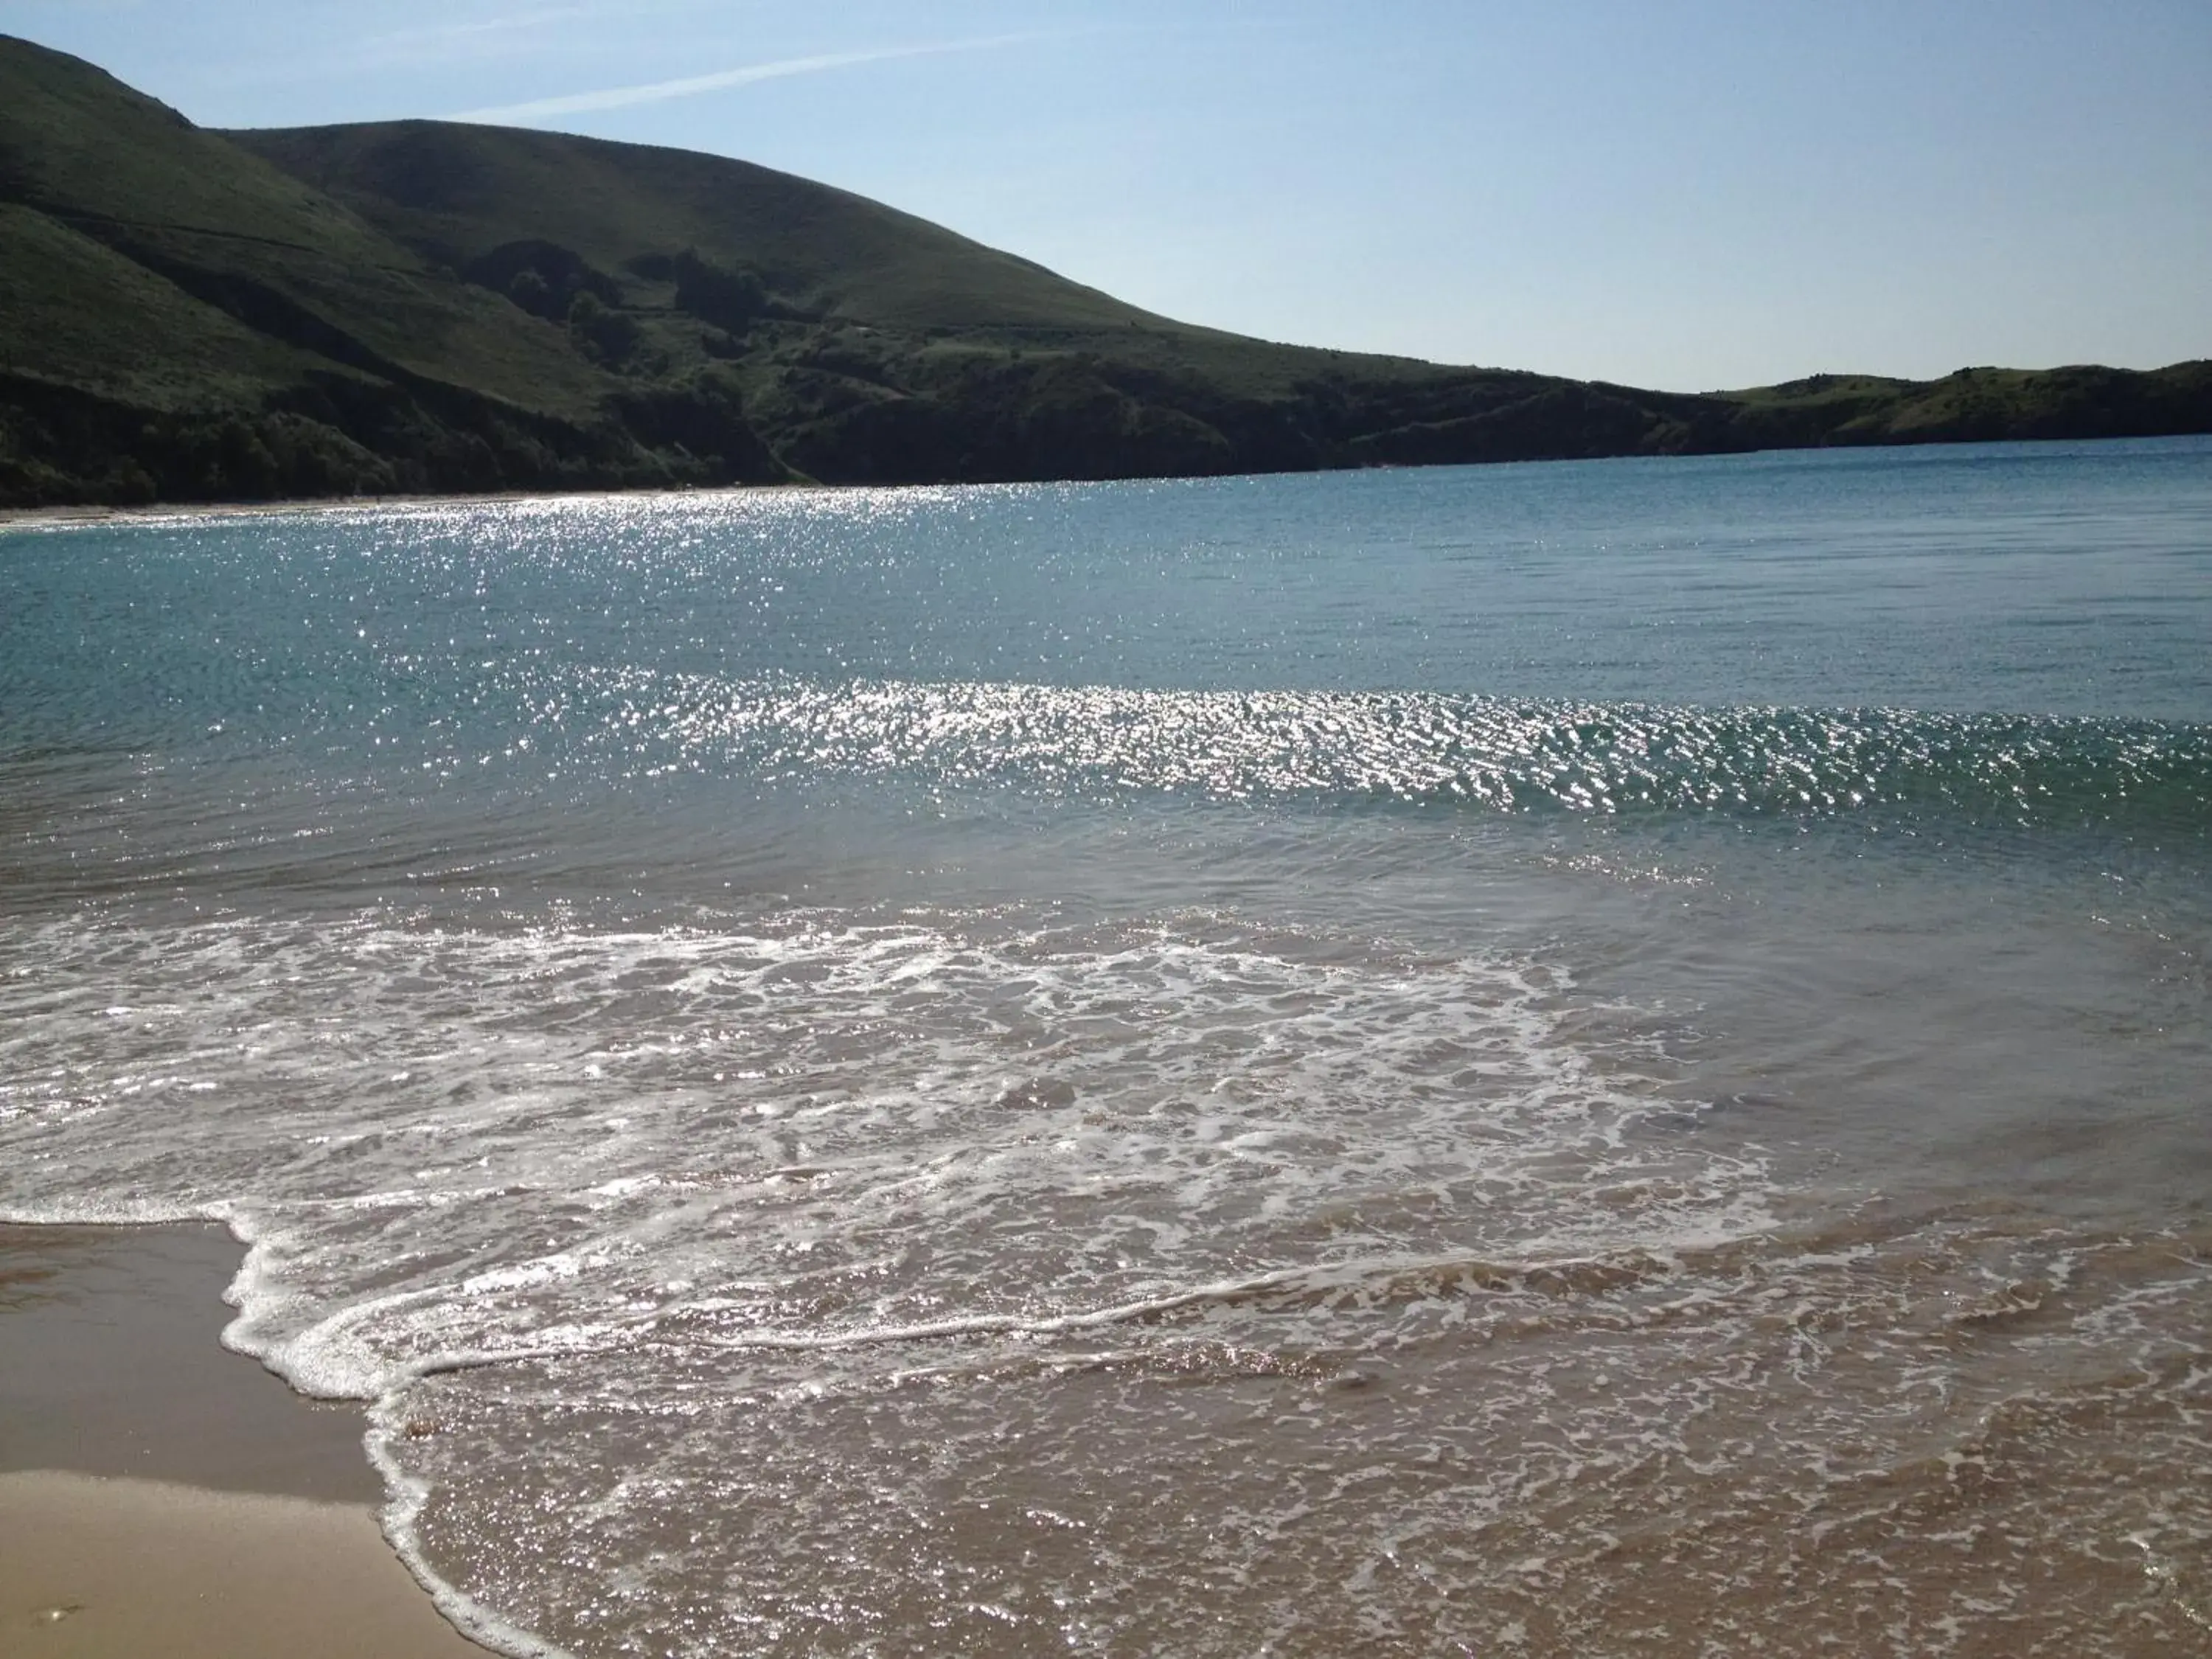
3 437 2209 1657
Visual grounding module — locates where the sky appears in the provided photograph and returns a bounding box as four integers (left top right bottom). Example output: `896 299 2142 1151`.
6 0 2207 392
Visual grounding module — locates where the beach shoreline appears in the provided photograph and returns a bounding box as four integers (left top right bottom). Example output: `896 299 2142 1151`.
0 482 813 533
0 1222 492 1658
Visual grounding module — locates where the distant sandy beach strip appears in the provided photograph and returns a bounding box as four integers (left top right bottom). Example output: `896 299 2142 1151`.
0 1224 491 1658
0 482 808 532
0 492 534 531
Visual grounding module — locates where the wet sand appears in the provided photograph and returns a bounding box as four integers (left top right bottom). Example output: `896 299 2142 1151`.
0 1224 491 1658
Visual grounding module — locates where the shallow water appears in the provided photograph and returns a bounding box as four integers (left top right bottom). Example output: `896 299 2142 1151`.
4 439 2210 1655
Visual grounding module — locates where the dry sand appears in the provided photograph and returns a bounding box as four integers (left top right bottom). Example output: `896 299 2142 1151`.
0 1224 494 1658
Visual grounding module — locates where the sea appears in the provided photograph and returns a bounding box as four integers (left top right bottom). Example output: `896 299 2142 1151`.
2 437 2208 1658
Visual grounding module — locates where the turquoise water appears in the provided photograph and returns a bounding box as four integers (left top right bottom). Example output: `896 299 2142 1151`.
3 438 2210 1655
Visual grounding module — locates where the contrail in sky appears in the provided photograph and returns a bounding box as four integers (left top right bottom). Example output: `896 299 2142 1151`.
452 34 1048 123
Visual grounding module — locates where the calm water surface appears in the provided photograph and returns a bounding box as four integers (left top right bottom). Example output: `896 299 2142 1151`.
3 438 2210 1656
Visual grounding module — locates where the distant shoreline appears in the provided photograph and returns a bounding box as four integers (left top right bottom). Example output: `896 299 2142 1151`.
0 483 795 532
7 429 2208 532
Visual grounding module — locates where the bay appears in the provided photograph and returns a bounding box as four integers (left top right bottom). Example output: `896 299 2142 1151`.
3 437 2209 1655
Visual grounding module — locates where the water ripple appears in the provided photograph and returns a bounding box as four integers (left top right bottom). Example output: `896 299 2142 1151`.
550 669 2212 832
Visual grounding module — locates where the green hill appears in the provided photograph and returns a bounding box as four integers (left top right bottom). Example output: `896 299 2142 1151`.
231 119 1176 336
0 36 779 502
3 34 2207 507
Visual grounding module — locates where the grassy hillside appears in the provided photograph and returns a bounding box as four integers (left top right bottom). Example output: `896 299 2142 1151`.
0 37 787 504
232 120 1176 338
233 117 1734 481
4 34 2207 508
0 40 609 416
1722 363 2212 446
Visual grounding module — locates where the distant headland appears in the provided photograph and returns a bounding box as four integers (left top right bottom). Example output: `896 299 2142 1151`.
3 34 2207 508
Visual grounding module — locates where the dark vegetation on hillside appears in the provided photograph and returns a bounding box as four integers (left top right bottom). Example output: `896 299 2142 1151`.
3 35 2208 508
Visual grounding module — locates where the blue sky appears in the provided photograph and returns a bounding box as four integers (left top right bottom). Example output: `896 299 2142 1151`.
7 0 2207 390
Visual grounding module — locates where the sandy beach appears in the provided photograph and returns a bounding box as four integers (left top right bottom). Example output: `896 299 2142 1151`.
0 1224 490 1658
0 483 807 533
0 495 510 532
